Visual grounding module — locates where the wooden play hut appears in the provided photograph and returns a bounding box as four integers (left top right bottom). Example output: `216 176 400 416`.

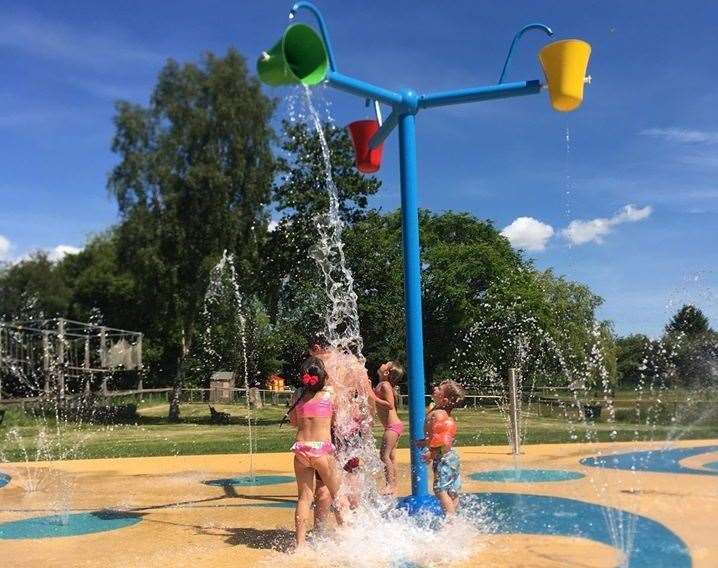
208 371 235 402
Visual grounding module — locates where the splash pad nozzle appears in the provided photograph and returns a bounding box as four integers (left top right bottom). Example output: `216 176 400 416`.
257 1 592 506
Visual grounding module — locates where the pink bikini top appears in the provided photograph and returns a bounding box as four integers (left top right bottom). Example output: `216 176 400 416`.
295 391 334 418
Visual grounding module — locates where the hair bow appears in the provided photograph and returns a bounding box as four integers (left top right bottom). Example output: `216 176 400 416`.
301 373 319 386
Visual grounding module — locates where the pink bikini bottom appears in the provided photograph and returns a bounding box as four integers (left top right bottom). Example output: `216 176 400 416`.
291 441 335 466
386 422 404 437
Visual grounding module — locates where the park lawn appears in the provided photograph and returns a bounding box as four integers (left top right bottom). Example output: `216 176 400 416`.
1 402 717 462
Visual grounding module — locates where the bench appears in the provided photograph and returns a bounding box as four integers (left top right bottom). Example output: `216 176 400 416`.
209 405 231 424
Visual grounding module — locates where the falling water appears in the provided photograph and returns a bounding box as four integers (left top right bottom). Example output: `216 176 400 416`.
198 251 255 481
301 85 383 501
450 299 644 564
279 86 487 564
239 315 255 482
0 319 96 495
564 125 572 224
302 86 363 357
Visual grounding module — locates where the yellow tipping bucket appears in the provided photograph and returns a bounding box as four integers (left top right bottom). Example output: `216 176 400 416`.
539 39 591 112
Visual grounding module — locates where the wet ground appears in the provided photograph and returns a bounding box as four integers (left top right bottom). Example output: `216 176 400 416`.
0 440 716 567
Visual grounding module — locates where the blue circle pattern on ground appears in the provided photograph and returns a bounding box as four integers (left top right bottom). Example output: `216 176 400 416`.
204 475 295 487
0 473 10 489
704 460 718 471
0 511 142 540
465 492 691 568
469 469 585 483
581 444 718 476
398 492 690 567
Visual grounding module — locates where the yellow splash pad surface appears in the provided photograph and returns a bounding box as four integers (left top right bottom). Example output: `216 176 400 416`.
1 440 716 567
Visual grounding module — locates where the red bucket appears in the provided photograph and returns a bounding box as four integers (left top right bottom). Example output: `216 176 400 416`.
347 119 383 174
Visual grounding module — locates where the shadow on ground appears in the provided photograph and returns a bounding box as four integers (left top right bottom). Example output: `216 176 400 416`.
221 526 294 551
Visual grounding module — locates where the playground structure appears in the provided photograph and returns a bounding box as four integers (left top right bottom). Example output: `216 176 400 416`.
258 1 591 510
0 318 143 399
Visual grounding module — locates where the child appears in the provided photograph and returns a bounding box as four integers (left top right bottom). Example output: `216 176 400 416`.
372 361 405 495
419 380 465 515
288 356 345 549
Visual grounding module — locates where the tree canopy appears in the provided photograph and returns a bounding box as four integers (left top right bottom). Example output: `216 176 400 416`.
6 48 712 403
665 304 710 337
107 49 276 418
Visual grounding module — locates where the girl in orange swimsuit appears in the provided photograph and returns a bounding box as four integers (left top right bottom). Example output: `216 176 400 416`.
288 356 345 549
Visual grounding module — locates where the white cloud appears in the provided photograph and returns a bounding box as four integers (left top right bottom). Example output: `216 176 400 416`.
48 245 81 262
562 204 653 245
0 241 83 264
612 204 652 223
0 235 11 261
501 217 555 252
640 128 718 144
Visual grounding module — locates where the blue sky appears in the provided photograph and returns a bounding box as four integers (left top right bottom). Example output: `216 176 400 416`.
0 0 716 336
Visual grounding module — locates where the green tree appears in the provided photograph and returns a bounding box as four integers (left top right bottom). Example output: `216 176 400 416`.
258 120 380 376
0 253 72 319
61 231 138 331
616 334 654 388
260 120 380 319
107 49 276 419
342 211 405 373
664 305 716 388
450 269 611 392
665 305 710 337
343 209 612 388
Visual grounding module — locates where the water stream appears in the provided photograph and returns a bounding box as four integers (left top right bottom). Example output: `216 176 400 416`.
197 251 255 481
274 86 487 565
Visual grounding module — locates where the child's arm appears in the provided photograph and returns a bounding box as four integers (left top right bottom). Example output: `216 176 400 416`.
373 382 395 409
363 379 393 409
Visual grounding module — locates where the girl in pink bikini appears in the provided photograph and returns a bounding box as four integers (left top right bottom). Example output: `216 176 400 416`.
373 361 405 495
288 356 345 549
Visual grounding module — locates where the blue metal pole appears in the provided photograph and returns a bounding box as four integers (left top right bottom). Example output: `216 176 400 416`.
326 71 402 106
420 80 542 109
398 111 429 498
289 1 339 72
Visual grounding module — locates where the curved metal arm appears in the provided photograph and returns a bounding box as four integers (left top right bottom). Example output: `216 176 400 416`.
289 1 338 72
498 23 553 84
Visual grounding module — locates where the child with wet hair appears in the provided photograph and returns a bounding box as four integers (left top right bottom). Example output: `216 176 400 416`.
287 356 346 548
372 361 405 495
418 379 466 515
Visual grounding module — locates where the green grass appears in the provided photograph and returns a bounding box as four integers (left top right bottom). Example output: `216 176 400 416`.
1 401 717 463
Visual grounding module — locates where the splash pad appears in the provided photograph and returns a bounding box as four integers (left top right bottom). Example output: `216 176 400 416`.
203 474 295 487
258 0 592 512
0 511 142 540
0 444 713 566
469 469 585 483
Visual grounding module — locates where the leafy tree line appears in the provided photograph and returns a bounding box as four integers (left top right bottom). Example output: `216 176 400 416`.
5 49 708 409
616 305 717 391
